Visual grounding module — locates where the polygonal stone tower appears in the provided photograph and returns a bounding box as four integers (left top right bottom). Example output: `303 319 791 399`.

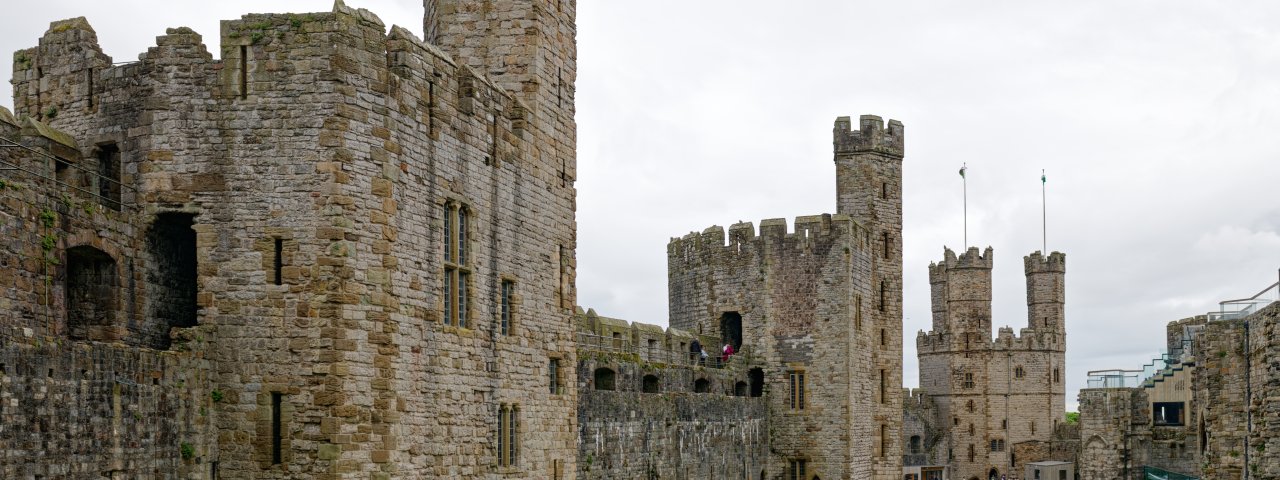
834 114 906 480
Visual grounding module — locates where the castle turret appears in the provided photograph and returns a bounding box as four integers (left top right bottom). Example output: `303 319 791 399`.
944 247 994 340
1024 251 1065 333
833 114 905 480
929 261 948 332
11 17 112 126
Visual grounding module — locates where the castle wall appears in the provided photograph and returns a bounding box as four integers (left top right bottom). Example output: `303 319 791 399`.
1195 303 1280 480
575 354 767 479
668 214 875 479
5 0 578 477
1078 388 1148 480
0 111 216 478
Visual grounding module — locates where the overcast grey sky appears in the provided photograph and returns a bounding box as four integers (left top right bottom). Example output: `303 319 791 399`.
5 1 1280 412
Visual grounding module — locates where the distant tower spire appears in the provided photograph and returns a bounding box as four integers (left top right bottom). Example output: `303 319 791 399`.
1041 169 1047 255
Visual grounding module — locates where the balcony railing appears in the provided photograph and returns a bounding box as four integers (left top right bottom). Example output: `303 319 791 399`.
1086 369 1142 388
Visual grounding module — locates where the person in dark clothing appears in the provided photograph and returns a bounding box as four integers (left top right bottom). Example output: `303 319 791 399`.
689 339 702 365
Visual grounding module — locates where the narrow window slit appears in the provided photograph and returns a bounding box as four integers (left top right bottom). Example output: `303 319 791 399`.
273 238 283 285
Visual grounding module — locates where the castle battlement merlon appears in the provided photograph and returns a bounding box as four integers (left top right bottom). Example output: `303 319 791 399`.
943 246 994 269
667 213 866 257
1024 250 1066 274
833 114 904 158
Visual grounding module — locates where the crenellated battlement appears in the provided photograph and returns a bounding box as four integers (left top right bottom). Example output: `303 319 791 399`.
1024 250 1066 274
666 213 868 260
943 246 995 270
833 114 904 158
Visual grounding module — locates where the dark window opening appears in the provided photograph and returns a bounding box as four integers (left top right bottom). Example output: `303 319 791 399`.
96 143 120 210
963 373 974 389
1053 368 1060 383
87 69 95 109
593 367 615 391
272 238 283 285
880 424 889 456
239 46 248 99
880 328 886 347
909 435 922 453
879 369 887 403
693 378 710 393
147 213 198 348
642 374 660 393
879 280 887 311
883 232 891 259
271 392 283 464
719 311 742 351
855 295 863 328
734 381 748 397
1154 402 1185 426
66 246 118 342
749 367 764 397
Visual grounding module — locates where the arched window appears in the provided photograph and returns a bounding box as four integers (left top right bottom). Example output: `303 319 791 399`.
1015 366 1025 378
593 367 616 391
1053 368 1061 383
909 435 922 453
66 246 118 341
693 378 710 393
734 381 748 397
642 374 660 393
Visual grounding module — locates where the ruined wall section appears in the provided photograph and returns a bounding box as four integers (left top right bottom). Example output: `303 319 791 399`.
574 312 768 479
8 1 579 477
0 112 216 478
902 388 950 468
1195 304 1280 480
1078 388 1150 480
668 214 875 479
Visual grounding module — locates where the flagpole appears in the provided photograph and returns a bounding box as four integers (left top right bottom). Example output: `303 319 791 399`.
961 163 968 247
1041 169 1047 254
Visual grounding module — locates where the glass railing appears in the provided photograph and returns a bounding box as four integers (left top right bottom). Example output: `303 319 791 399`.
1086 369 1142 388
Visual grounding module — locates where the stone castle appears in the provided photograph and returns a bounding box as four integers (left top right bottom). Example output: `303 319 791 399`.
3 1 1276 479
908 248 1070 480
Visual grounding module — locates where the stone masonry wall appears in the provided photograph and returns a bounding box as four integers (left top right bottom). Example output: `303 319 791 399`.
576 352 767 479
0 110 215 478
833 114 906 480
1196 303 1280 480
916 250 1066 480
1078 388 1149 480
668 213 875 479
6 0 579 477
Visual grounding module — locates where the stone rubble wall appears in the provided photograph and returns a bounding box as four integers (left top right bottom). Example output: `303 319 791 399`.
667 213 875 479
0 110 215 478
576 352 767 479
4 0 579 477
